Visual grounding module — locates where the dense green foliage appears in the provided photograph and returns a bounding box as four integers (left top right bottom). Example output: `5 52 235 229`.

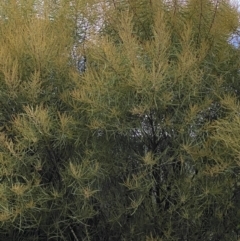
0 0 240 240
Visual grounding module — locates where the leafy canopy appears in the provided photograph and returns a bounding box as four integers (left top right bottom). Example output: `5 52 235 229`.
0 0 240 240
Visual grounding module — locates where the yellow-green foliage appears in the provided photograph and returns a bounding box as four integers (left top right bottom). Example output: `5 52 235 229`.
0 0 101 239
72 0 240 240
0 0 240 240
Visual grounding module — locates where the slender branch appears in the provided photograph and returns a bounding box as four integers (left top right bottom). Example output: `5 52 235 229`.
197 0 203 46
207 0 219 36
69 225 80 241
